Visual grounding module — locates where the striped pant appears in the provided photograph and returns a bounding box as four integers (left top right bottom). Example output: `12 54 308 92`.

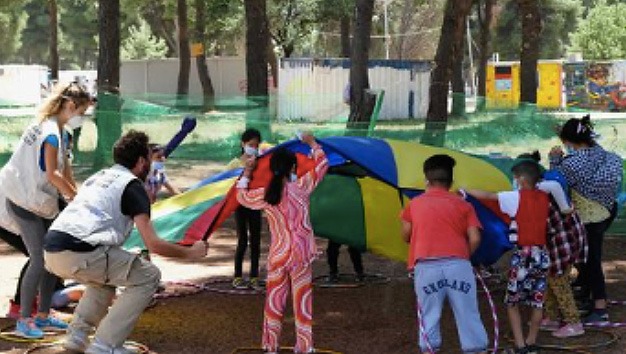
263 262 313 353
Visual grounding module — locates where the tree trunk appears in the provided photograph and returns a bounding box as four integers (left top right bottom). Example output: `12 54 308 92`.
267 39 278 88
194 0 215 111
422 0 472 146
477 0 494 111
244 0 271 138
340 15 351 58
451 29 466 118
348 0 375 135
518 0 541 105
177 0 191 98
95 0 121 168
48 0 59 81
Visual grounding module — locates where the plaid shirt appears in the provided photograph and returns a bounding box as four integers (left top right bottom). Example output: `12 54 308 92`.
550 144 622 211
546 200 588 276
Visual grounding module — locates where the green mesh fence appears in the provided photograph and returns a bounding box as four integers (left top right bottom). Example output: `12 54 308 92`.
0 93 625 233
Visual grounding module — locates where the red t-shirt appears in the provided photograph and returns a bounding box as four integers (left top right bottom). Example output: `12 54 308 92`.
401 187 482 269
497 190 549 246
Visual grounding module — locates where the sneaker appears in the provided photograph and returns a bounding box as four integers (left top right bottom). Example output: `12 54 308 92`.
63 328 90 352
232 277 247 290
86 339 138 354
249 278 264 291
539 318 561 331
326 274 339 284
15 318 44 339
35 315 69 331
552 323 585 338
7 300 20 320
583 310 609 324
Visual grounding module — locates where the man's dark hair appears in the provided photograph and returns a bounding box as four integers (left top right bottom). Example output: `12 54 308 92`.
241 128 262 143
423 154 456 188
113 130 150 169
511 160 542 186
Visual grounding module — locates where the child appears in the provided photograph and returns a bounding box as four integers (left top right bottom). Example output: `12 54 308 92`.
519 152 587 338
468 159 551 354
400 154 488 354
145 144 180 203
228 129 264 290
237 133 327 354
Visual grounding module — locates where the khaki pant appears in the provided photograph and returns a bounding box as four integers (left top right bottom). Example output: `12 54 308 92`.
45 246 161 347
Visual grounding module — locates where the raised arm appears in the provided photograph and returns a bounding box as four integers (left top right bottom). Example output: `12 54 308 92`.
235 159 269 210
299 138 329 193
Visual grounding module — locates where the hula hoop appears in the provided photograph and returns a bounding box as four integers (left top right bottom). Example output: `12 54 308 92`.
231 346 342 354
0 324 63 344
22 339 150 354
502 327 619 353
203 278 265 295
313 273 390 289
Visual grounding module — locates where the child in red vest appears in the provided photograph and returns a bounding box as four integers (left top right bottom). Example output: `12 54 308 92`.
468 159 550 354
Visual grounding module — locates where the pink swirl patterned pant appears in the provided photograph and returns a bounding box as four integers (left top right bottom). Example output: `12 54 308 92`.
262 263 313 353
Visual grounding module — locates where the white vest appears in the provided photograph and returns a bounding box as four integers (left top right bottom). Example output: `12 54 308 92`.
50 165 139 247
0 118 65 220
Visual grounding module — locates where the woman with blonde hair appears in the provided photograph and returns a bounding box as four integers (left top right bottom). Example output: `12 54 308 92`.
0 82 93 339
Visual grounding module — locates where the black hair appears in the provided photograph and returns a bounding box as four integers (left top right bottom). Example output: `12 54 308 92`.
559 114 595 146
517 151 541 162
423 154 456 188
264 148 297 205
113 130 150 169
149 143 164 154
511 160 542 186
241 128 262 143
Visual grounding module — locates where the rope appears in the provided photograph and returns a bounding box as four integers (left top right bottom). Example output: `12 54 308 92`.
204 278 265 296
230 346 342 354
0 324 61 344
22 339 150 354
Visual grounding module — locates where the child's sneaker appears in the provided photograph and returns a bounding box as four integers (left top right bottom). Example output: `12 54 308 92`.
539 318 561 331
7 300 20 320
583 310 609 324
232 277 247 290
63 327 90 352
86 338 138 354
15 318 44 339
249 278 264 291
35 315 69 331
552 323 584 338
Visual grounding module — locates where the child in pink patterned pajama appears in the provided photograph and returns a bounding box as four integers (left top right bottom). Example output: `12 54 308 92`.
237 133 328 354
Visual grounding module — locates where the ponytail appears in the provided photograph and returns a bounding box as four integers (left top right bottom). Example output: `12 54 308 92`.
264 148 296 205
559 114 596 146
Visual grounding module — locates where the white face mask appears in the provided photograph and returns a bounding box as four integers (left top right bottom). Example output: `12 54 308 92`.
67 115 84 129
289 173 298 182
244 145 258 156
152 161 165 171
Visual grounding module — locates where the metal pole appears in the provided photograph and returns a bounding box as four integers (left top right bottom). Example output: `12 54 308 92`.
384 1 390 59
466 17 475 96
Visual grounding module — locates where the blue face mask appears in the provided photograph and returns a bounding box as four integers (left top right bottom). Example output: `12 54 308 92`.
512 179 520 190
289 173 297 182
565 145 575 155
152 161 165 171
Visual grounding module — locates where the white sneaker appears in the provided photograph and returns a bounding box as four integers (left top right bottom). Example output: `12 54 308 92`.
85 339 139 354
63 328 90 352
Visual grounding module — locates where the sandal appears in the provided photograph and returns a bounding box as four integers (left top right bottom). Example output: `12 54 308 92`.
525 344 539 354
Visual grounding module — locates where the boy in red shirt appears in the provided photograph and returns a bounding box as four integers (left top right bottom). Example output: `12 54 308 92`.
400 155 488 354
468 159 550 354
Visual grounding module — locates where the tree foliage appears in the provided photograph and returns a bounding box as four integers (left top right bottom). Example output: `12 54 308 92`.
121 19 168 60
570 0 626 60
492 0 580 60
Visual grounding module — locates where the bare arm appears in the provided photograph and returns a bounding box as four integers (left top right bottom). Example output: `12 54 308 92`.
44 142 77 200
466 189 498 200
468 227 482 255
134 214 207 259
401 220 412 244
163 181 181 196
62 156 77 189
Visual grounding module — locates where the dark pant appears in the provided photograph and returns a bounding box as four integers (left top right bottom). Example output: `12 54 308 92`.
578 204 617 302
327 241 363 275
234 206 262 278
0 227 28 304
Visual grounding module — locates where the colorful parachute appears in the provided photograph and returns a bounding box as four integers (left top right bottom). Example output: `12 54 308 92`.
125 137 514 266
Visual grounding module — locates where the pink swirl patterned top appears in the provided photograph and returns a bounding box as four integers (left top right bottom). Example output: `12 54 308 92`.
237 144 329 269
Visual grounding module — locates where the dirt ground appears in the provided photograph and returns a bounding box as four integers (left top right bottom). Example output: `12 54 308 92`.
1 164 626 354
